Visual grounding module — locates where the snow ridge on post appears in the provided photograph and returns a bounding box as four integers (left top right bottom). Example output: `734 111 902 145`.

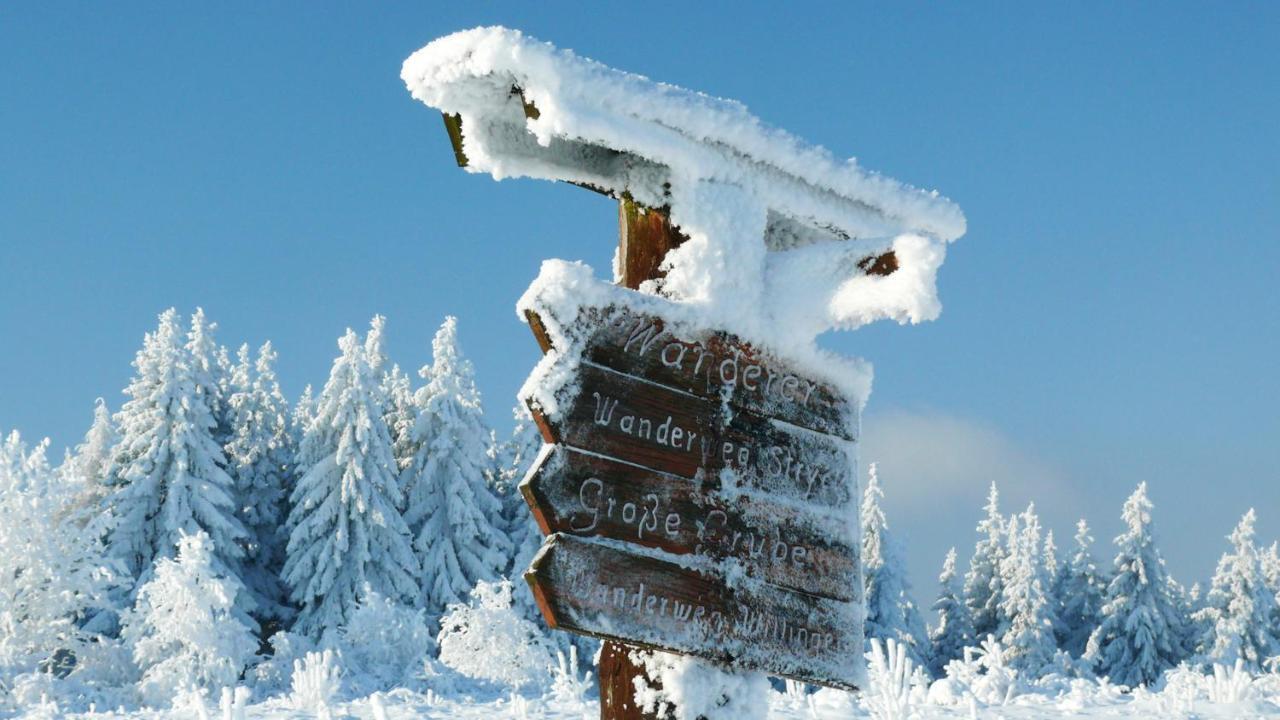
401 26 966 347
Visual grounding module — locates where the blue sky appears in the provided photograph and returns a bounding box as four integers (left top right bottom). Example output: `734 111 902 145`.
2 3 1277 594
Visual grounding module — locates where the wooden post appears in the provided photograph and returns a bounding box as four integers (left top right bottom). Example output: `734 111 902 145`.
597 196 686 720
618 196 686 291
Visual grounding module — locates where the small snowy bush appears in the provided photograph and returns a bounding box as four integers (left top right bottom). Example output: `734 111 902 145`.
864 638 921 720
290 649 341 714
1207 659 1255 704
120 531 258 707
336 587 434 693
251 631 315 694
437 579 554 690
934 636 1022 707
547 646 593 708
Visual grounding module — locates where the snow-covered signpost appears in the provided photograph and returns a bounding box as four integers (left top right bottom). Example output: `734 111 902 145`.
403 26 965 718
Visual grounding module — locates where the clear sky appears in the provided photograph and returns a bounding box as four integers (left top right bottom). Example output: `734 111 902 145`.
2 3 1277 596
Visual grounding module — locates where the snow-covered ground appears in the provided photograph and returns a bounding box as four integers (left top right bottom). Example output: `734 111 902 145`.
13 679 1280 720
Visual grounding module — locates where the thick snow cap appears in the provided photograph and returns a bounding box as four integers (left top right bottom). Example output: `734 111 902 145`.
403 27 965 346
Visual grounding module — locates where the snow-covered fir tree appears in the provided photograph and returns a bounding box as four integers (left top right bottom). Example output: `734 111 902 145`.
71 398 117 489
1262 542 1280 597
293 384 316 447
965 481 1007 643
1042 528 1067 645
1086 483 1187 686
107 310 252 615
283 326 420 639
928 547 974 677
1263 542 1280 638
493 405 545 594
384 362 416 470
861 463 928 667
998 504 1058 672
60 398 121 519
122 530 258 707
225 342 294 624
1054 519 1106 658
187 308 233 447
0 431 122 680
1193 509 1280 671
400 317 511 620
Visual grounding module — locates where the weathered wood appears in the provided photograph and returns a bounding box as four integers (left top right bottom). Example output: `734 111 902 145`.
525 361 855 510
521 445 858 601
525 303 856 440
526 534 861 690
858 250 898 277
619 199 686 290
599 642 672 720
441 112 468 167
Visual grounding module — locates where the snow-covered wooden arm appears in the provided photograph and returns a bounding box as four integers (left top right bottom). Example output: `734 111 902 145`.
402 26 965 346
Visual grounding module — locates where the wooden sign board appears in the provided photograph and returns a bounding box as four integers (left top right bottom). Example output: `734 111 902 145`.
522 445 857 602
520 297 863 690
527 533 862 690
526 304 856 440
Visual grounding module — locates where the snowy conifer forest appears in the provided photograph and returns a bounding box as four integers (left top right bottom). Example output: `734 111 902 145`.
1 308 1279 719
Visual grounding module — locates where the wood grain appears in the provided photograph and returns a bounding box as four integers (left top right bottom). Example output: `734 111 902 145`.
526 361 855 510
522 445 858 601
526 533 861 690
525 303 856 440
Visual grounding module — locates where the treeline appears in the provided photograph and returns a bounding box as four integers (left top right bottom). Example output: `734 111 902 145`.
863 465 1280 687
2 307 1278 709
0 309 561 703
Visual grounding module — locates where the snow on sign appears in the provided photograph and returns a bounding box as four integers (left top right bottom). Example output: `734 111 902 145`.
515 276 863 688
404 24 966 700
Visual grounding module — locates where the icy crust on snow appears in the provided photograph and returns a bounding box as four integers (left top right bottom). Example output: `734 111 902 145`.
403 27 963 342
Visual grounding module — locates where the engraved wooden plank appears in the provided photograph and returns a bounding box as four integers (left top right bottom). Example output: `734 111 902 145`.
525 302 856 440
521 445 858 602
526 533 862 690
525 361 855 510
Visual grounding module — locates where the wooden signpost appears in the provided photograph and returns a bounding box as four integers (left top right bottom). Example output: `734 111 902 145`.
509 201 894 706
406 27 964 720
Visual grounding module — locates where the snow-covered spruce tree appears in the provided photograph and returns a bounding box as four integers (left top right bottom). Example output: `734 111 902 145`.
187 308 234 448
998 504 1058 673
225 342 294 624
0 431 122 680
928 547 974 677
861 463 929 667
401 317 511 619
292 384 316 449
107 309 252 614
965 482 1007 643
283 327 420 639
1263 542 1280 638
1054 519 1106 658
1193 509 1280 671
70 398 118 496
1042 528 1067 647
1085 483 1187 686
384 363 416 470
494 405 545 595
122 530 258 707
1262 542 1280 597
